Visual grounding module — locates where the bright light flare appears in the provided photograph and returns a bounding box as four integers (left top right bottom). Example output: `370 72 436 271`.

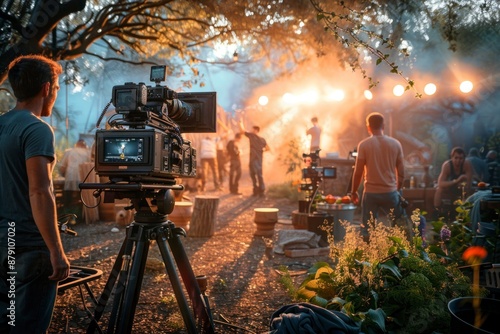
424 83 437 96
364 90 373 100
297 90 319 105
393 84 405 97
460 80 473 93
282 92 296 105
326 89 345 101
258 95 269 106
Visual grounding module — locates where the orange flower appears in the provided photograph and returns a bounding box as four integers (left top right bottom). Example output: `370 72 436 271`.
462 246 488 264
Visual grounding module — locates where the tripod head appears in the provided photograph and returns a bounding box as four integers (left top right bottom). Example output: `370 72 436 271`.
80 180 183 223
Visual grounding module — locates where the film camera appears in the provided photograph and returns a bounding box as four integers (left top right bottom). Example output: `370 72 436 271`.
300 149 337 206
94 65 216 182
301 149 337 187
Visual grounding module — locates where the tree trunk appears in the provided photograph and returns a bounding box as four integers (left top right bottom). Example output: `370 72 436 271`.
189 196 219 237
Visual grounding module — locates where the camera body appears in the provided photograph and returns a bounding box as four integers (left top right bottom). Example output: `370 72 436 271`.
95 129 196 179
94 65 215 182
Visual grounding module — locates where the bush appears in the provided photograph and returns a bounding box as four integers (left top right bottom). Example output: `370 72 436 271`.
293 215 473 333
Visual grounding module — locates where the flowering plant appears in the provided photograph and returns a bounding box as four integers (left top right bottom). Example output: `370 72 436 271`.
293 216 472 333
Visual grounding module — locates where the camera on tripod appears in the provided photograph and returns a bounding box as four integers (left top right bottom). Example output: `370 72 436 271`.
94 65 217 182
301 149 337 186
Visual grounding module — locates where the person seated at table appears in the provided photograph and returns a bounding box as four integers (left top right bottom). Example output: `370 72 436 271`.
433 147 473 221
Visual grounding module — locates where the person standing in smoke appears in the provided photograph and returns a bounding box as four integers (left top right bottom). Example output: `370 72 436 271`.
239 120 270 197
306 116 321 153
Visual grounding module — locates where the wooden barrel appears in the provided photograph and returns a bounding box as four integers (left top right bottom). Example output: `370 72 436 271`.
168 201 193 233
254 208 279 237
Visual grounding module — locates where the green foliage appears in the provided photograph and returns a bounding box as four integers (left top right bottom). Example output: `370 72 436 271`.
267 181 303 202
293 218 473 333
428 200 474 266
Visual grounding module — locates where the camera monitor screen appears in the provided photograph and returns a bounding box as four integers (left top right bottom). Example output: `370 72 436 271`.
323 167 337 179
150 65 166 82
102 137 146 163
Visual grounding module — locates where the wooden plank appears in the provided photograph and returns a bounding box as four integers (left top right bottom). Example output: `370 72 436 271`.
284 247 329 258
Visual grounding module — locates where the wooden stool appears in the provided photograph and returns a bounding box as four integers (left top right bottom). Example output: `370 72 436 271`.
189 196 219 237
254 208 279 237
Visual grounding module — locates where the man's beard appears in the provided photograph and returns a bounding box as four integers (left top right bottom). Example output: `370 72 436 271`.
41 94 56 117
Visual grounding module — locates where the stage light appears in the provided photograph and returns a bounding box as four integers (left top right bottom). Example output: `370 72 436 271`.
393 84 405 97
364 90 373 100
258 95 269 106
424 83 437 96
460 80 473 93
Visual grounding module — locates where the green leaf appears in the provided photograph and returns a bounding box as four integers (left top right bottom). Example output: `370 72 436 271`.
310 295 329 308
379 260 402 280
297 287 317 300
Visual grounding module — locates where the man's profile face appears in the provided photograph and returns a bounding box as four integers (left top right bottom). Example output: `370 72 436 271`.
41 78 60 117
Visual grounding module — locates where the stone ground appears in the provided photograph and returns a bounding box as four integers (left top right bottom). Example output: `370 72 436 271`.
48 178 349 333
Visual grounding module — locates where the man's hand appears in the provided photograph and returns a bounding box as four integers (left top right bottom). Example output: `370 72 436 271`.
48 252 70 281
351 192 360 205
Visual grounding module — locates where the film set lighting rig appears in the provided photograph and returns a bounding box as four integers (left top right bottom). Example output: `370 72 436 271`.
79 65 217 334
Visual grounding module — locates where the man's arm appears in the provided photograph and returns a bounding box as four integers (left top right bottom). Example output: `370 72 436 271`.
350 156 365 205
396 147 405 191
26 156 70 281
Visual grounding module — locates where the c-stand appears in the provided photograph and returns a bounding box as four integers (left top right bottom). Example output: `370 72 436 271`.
80 181 215 334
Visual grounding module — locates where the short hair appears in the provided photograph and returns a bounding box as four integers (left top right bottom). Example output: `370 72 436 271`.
486 150 498 159
468 147 479 157
252 126 260 132
450 146 465 157
7 55 62 102
311 117 318 123
366 112 384 130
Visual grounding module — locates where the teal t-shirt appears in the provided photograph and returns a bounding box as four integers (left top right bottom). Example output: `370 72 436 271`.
0 110 55 247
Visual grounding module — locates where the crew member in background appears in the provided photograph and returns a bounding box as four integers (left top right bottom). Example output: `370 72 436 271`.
485 150 499 186
59 139 91 221
0 55 70 333
199 136 221 191
306 116 321 153
466 147 488 184
433 146 473 220
239 120 270 197
226 133 242 195
350 112 405 241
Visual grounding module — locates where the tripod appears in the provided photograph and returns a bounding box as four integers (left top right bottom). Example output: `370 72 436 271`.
81 183 215 334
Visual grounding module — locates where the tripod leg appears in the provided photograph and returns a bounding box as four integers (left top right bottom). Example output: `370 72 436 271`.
115 225 150 334
156 232 199 334
167 230 215 334
87 231 130 334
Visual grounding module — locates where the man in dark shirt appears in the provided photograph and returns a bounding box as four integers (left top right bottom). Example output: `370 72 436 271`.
226 133 242 195
239 121 270 196
0 55 70 333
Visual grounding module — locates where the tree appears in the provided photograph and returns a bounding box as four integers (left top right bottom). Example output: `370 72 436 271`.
0 0 498 87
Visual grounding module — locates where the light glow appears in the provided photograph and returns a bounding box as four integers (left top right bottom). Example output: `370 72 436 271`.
460 80 473 93
393 84 405 97
424 83 437 96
